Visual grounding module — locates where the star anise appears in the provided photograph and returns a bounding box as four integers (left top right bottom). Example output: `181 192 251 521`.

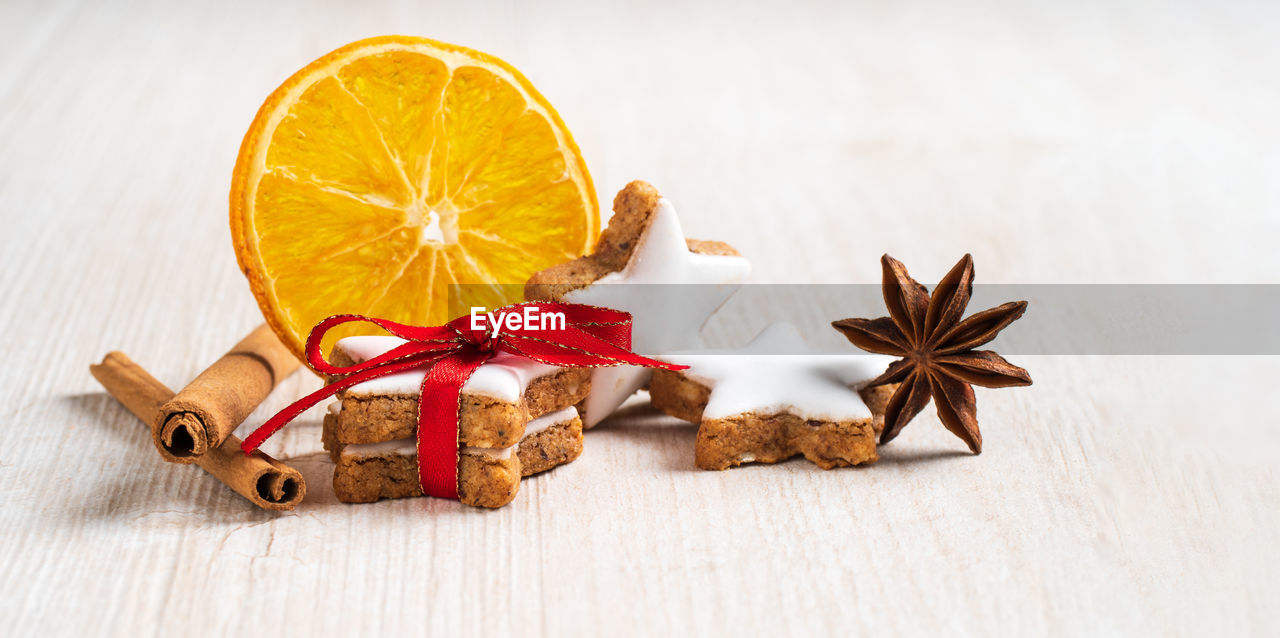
832 254 1032 453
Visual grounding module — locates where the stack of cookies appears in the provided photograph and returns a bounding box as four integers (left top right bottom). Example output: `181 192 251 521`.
321 335 591 508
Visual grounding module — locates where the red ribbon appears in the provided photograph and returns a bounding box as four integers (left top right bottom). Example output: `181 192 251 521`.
241 302 685 500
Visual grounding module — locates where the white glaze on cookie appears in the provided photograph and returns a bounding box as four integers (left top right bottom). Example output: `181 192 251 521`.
659 323 894 421
562 198 751 427
339 406 580 461
335 335 561 401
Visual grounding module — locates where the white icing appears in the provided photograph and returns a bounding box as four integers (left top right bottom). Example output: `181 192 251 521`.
659 323 895 422
563 197 751 427
462 446 514 460
327 401 342 415
524 406 578 436
339 406 581 461
342 437 416 458
336 335 561 401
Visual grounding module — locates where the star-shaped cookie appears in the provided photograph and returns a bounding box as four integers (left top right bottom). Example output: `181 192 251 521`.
525 181 751 427
649 323 897 470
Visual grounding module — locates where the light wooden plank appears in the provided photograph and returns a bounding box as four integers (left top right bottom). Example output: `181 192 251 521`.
0 0 1276 635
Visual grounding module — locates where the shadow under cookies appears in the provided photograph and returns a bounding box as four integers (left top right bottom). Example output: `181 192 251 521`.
588 397 702 472
591 395 974 473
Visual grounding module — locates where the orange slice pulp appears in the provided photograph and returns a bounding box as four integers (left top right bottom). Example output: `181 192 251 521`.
231 36 598 361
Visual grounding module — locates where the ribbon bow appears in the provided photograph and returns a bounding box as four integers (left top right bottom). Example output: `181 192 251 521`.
241 302 684 500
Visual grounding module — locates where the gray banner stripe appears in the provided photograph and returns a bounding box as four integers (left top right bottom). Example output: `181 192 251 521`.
451 284 1280 355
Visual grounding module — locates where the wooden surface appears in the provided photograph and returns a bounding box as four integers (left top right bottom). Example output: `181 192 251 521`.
2 1 1277 635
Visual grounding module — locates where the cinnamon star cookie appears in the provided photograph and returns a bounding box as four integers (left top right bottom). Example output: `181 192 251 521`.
526 180 751 427
649 323 896 470
322 335 589 507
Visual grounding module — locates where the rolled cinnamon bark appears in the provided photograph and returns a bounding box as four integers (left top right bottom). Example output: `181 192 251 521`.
153 324 300 463
90 351 306 510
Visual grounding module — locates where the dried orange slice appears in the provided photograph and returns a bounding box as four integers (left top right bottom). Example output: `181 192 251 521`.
231 36 598 360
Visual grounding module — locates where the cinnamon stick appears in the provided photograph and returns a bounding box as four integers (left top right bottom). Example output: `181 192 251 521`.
90 351 306 510
153 324 300 463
